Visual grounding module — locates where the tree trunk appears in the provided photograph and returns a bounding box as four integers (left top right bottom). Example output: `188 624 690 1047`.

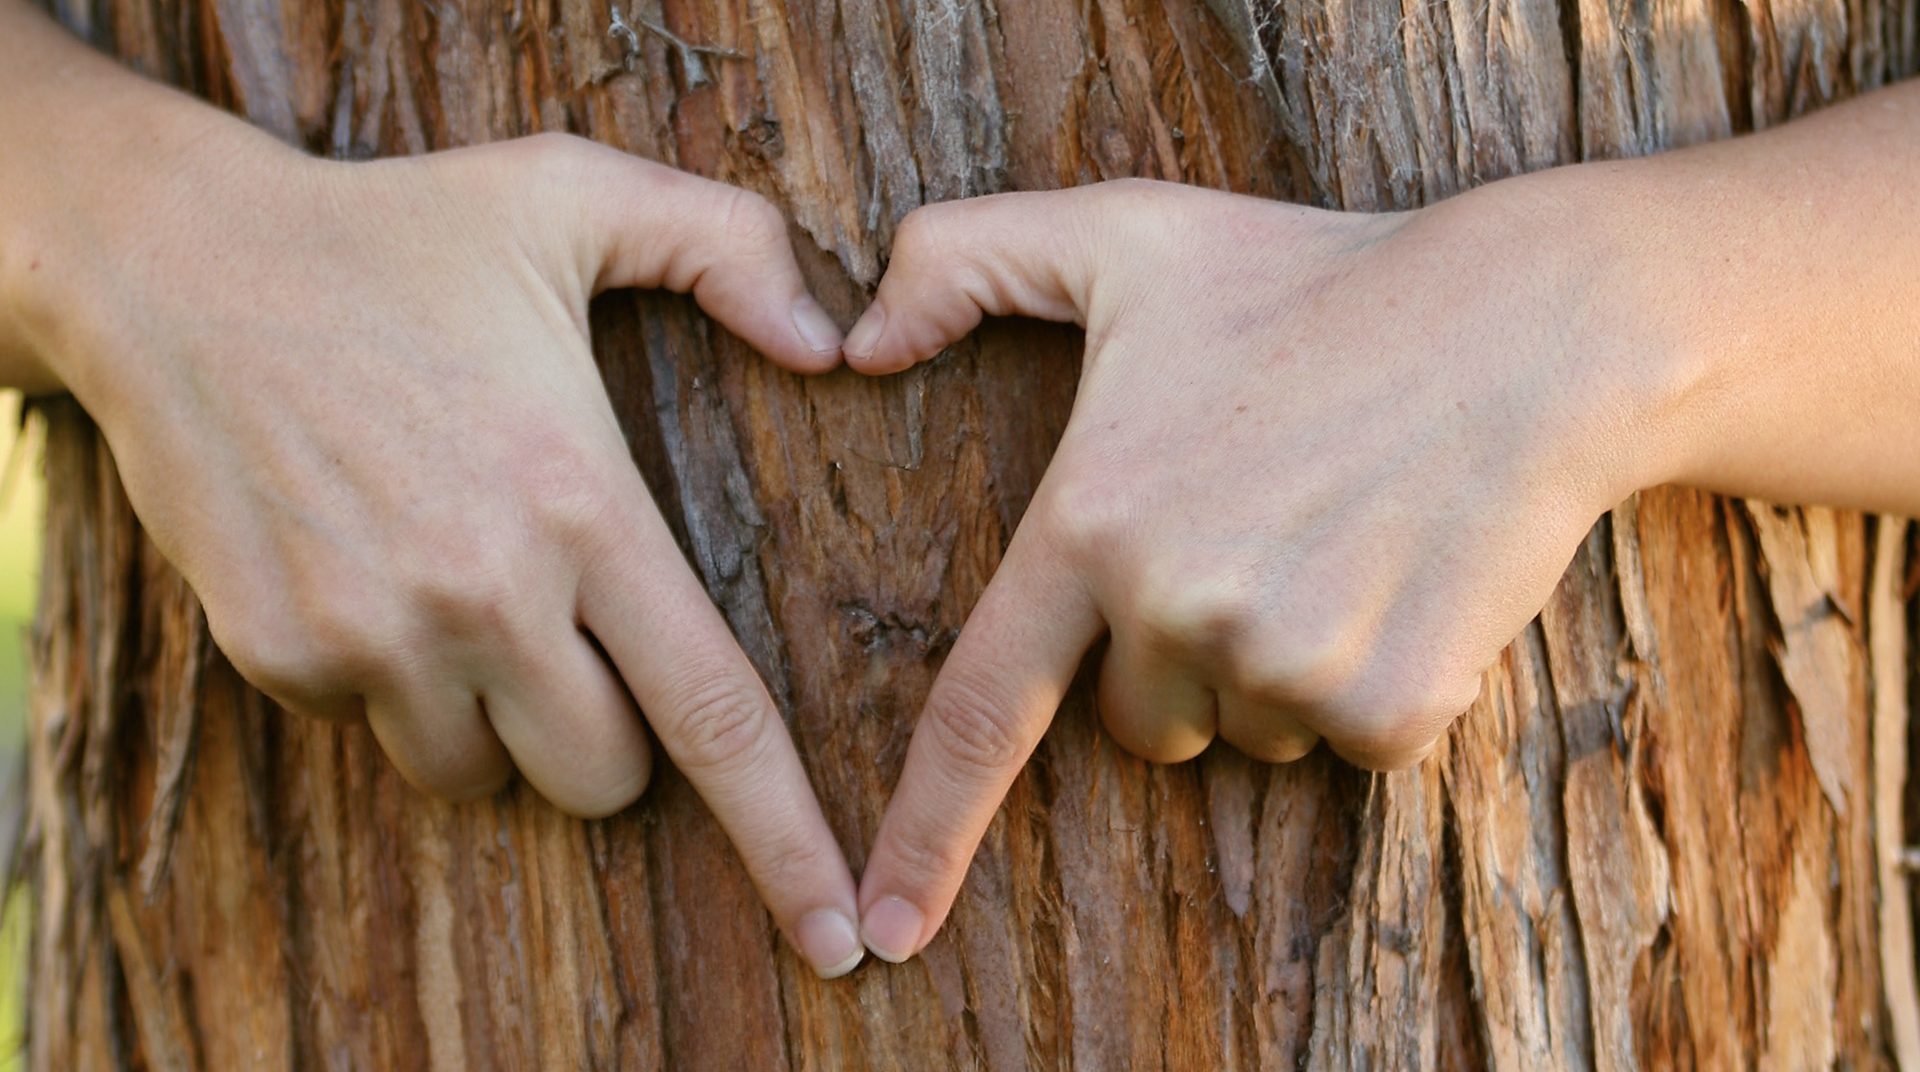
18 0 1920 1066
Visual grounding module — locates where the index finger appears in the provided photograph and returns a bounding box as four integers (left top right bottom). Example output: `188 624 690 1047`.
578 496 864 979
855 531 1105 963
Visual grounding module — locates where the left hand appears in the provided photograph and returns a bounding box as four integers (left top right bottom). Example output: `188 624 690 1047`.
0 84 870 974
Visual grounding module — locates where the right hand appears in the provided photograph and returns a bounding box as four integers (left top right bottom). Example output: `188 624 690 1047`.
840 178 1676 963
4 109 868 977
838 82 1920 964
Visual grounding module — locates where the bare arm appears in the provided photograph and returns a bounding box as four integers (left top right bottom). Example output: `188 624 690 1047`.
0 0 868 979
1535 87 1920 511
839 80 1920 962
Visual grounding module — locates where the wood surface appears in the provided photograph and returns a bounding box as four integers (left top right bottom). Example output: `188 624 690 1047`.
16 0 1920 1066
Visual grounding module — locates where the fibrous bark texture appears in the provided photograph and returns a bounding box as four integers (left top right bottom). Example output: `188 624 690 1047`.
17 0 1920 1066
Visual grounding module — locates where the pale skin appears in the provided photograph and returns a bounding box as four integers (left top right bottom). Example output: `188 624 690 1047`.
0 1 871 976
5 1 1917 979
840 89 1920 960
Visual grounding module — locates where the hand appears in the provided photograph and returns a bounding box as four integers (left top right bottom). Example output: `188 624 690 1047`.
840 178 1677 962
7 110 868 976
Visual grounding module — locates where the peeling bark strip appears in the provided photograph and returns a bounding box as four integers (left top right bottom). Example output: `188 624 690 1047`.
22 0 1920 1067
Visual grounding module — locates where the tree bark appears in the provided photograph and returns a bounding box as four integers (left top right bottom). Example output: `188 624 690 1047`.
17 0 1920 1066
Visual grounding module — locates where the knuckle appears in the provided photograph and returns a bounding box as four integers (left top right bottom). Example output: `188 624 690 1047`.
1233 614 1368 712
661 675 775 775
475 132 595 205
547 719 654 818
925 671 1027 775
744 824 836 895
1332 729 1437 772
400 536 526 643
877 825 961 889
214 619 321 699
888 204 951 266
504 436 619 544
719 186 789 252
1131 565 1255 657
371 701 513 802
209 587 394 703
1318 667 1475 771
1033 474 1133 562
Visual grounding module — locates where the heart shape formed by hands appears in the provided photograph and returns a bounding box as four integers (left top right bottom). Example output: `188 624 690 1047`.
10 19 1920 983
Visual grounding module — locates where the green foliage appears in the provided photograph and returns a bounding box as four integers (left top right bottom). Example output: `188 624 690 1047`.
0 390 43 1072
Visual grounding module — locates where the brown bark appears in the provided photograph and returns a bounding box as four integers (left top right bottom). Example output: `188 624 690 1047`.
17 0 1920 1066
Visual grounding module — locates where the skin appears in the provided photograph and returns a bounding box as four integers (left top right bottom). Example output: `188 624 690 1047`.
0 1 867 977
7 0 1917 985
841 83 1920 962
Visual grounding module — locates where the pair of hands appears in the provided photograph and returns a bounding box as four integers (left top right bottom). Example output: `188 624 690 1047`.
4 128 1663 975
11 0 1920 985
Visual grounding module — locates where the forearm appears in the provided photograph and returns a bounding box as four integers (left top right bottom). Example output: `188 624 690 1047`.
0 0 291 392
1493 79 1920 514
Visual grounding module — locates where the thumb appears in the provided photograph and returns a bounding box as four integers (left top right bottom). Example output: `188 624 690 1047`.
529 135 845 373
843 188 1107 374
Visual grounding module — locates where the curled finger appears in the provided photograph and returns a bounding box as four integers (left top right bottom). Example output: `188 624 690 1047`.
1095 629 1218 763
364 676 514 803
481 626 653 819
1216 688 1322 764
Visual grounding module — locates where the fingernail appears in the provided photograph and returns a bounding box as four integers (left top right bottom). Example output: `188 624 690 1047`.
790 297 843 355
859 896 925 964
843 304 886 362
796 909 865 979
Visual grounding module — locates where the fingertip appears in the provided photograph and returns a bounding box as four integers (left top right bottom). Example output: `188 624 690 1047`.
858 895 927 964
695 287 845 375
842 303 886 365
785 296 846 373
843 303 921 376
846 545 1103 966
796 908 867 978
364 685 516 805
580 162 844 376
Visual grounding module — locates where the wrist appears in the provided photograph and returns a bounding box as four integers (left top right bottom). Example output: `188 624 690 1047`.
1427 160 1713 514
1 77 307 404
1468 100 1920 518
